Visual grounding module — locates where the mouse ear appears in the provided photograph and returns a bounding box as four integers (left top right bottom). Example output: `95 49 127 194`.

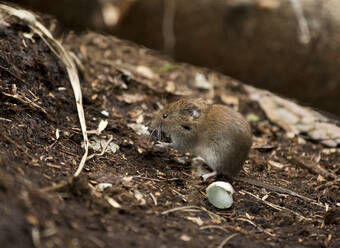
181 103 201 119
191 106 201 119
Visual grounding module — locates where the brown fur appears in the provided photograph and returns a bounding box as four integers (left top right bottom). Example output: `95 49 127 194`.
151 99 252 178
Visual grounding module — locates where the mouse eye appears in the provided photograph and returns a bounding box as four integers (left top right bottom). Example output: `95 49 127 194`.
162 113 168 119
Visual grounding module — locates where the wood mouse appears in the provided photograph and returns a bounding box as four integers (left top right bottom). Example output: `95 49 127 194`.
150 98 252 180
150 99 312 202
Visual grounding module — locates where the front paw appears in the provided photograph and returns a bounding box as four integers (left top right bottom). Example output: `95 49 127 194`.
201 171 217 181
155 141 171 149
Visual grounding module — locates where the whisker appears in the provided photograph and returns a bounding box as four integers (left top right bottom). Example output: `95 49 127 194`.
148 128 157 145
158 125 162 140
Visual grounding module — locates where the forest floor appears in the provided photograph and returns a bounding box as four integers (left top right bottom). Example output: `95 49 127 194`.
0 21 339 248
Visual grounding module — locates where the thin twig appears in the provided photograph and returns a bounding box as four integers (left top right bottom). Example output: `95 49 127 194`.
86 135 113 160
0 64 29 85
2 91 54 121
237 177 326 208
88 236 105 248
291 156 337 180
133 175 162 182
0 117 12 122
161 205 201 215
217 233 238 248
200 206 225 223
133 175 183 182
104 195 121 209
40 178 71 192
162 205 224 223
171 188 187 202
236 217 275 237
149 193 157 206
1 131 35 160
200 225 229 233
200 225 258 239
240 190 311 221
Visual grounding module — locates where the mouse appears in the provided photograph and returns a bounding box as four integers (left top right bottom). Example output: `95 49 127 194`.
150 98 252 181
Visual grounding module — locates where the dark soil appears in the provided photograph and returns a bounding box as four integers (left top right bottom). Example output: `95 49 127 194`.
0 20 339 248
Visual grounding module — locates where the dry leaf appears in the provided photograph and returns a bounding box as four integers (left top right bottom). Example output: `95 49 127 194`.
117 93 146 103
133 189 146 205
220 94 239 108
186 216 204 226
180 234 191 242
128 123 150 136
83 137 119 154
136 65 155 79
194 73 213 90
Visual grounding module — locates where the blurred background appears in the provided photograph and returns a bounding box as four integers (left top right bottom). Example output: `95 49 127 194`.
10 0 340 117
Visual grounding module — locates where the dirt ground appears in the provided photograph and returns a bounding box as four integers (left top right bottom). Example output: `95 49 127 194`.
0 20 339 248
